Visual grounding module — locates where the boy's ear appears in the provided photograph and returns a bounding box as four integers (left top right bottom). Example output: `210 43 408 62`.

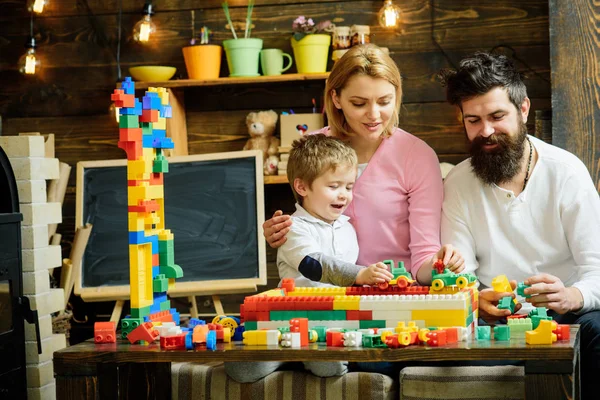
294 178 309 197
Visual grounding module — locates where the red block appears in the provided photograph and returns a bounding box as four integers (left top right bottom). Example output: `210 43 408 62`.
94 321 116 343
256 311 270 321
160 333 187 350
358 310 373 320
443 328 458 344
148 310 174 323
326 330 344 347
127 322 159 344
129 200 160 213
140 109 159 123
150 173 163 185
118 140 143 160
281 278 295 293
346 310 361 320
290 318 309 346
554 324 570 341
152 253 159 267
119 128 143 142
111 89 135 108
426 330 447 347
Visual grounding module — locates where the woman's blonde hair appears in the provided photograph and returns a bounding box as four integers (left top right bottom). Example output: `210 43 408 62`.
324 44 402 138
287 134 358 204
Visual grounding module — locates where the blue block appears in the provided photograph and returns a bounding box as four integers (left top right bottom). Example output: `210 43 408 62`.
129 231 151 245
206 330 217 350
185 332 194 350
149 235 158 254
152 266 159 278
160 138 174 149
233 325 245 342
120 98 142 115
143 93 162 110
142 135 157 148
160 105 172 118
188 318 206 328
149 303 161 314
153 129 166 139
170 309 180 326
121 77 135 95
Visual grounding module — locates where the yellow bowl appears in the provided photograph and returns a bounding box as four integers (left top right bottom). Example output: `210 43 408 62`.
129 66 176 82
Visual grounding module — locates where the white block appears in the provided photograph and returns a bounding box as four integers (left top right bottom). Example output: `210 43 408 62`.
22 245 62 272
25 333 66 364
26 360 54 388
27 381 56 400
21 203 62 226
343 331 363 347
9 157 59 180
23 270 50 295
0 136 45 157
26 288 64 316
25 314 53 341
265 330 280 345
22 225 50 249
281 332 301 348
371 310 412 321
16 180 47 204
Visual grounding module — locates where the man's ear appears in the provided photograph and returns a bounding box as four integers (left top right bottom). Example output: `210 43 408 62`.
520 97 531 123
294 178 309 197
332 90 342 109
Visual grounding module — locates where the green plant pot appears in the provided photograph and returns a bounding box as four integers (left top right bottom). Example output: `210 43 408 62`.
223 38 264 77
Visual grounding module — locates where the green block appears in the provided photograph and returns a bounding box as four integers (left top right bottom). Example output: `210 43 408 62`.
277 326 290 334
359 320 386 329
244 321 258 331
498 296 516 313
517 282 531 298
159 300 171 311
507 318 532 337
158 239 174 253
120 317 145 338
270 311 307 320
119 114 139 128
153 276 169 293
159 264 183 279
153 158 169 173
362 334 386 348
141 122 153 135
476 325 491 341
312 326 328 342
466 312 474 327
129 307 151 319
493 325 511 341
159 249 175 266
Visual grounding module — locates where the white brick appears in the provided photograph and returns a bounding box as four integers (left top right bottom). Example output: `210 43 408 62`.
25 314 53 341
16 180 47 203
22 225 50 249
25 333 66 364
27 381 56 400
0 135 45 157
9 157 59 180
26 361 54 388
21 203 62 226
26 288 64 316
23 270 51 295
22 245 62 272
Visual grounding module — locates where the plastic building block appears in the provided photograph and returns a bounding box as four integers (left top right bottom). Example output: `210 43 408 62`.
188 318 206 328
425 330 447 346
343 331 363 347
378 260 415 290
281 332 301 348
528 307 552 329
290 318 309 346
94 322 116 344
121 317 144 338
508 318 533 338
160 333 187 350
554 324 570 341
326 330 345 347
431 267 477 291
498 296 516 314
525 320 557 345
362 334 387 348
476 326 491 341
493 325 511 341
517 282 531 299
127 321 159 344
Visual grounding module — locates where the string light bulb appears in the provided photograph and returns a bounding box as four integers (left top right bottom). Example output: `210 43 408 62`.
133 2 156 43
32 0 47 14
378 0 402 29
19 14 40 75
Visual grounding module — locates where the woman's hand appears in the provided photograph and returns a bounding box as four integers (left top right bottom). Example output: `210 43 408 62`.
434 244 465 273
355 262 395 286
262 210 292 248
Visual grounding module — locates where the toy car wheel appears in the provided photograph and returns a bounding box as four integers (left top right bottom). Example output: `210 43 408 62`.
378 281 389 290
380 330 392 342
219 317 239 338
399 332 411 346
396 277 409 289
418 328 430 343
456 276 468 288
432 279 445 291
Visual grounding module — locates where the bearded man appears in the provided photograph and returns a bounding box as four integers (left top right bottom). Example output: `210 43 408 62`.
439 52 600 398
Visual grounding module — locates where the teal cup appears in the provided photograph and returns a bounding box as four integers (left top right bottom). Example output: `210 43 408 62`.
260 49 293 76
223 38 263 77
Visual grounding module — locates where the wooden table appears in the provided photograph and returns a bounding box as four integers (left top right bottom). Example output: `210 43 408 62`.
54 326 580 400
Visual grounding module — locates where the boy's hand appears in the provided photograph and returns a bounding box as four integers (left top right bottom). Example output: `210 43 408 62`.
356 262 394 286
433 244 465 273
262 210 292 248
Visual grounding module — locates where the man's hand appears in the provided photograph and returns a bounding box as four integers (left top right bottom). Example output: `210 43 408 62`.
355 262 394 286
478 280 522 322
262 210 292 248
524 273 583 314
434 244 465 273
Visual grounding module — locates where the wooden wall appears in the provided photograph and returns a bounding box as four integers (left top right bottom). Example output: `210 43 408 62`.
0 0 551 317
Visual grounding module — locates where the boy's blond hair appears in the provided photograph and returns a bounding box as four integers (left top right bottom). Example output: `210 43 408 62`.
287 134 358 204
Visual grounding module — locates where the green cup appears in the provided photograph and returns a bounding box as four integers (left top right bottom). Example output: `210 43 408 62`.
260 49 293 76
223 38 263 77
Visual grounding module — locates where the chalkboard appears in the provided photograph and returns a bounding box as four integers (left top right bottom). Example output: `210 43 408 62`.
74 151 266 301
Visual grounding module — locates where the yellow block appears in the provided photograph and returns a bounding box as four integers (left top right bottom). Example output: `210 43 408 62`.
168 278 175 290
412 309 468 327
128 213 145 231
159 229 174 241
525 320 558 345
491 275 517 304
127 159 150 181
155 197 165 230
333 295 360 310
154 117 166 130
128 183 164 206
130 243 153 309
287 287 346 297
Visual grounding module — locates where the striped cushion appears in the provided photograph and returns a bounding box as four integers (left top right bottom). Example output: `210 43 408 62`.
172 362 397 400
400 366 525 400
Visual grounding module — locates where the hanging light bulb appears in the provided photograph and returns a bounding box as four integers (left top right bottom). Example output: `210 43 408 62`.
378 0 402 29
32 0 47 14
19 14 40 75
133 2 156 43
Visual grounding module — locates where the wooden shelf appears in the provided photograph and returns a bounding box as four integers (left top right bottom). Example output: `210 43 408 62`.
135 73 329 89
264 175 289 185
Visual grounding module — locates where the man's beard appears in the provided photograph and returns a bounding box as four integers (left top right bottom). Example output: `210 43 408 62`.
469 121 528 186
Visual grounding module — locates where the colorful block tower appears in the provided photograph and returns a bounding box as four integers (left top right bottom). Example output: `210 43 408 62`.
111 78 183 339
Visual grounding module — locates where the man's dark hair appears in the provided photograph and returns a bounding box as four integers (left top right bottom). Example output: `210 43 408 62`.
438 52 527 110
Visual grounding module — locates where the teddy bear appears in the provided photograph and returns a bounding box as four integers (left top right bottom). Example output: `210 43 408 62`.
243 110 280 175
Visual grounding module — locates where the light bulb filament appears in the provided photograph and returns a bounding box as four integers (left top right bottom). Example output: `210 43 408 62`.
32 0 45 13
139 21 151 42
384 8 397 27
25 54 37 74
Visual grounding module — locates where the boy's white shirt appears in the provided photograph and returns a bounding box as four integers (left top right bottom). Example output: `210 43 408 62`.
277 203 360 287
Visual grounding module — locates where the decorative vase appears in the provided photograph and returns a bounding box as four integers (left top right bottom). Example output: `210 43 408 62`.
223 38 263 77
182 44 222 80
291 34 331 73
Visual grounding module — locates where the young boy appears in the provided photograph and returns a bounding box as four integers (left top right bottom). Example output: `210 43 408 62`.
278 134 393 288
